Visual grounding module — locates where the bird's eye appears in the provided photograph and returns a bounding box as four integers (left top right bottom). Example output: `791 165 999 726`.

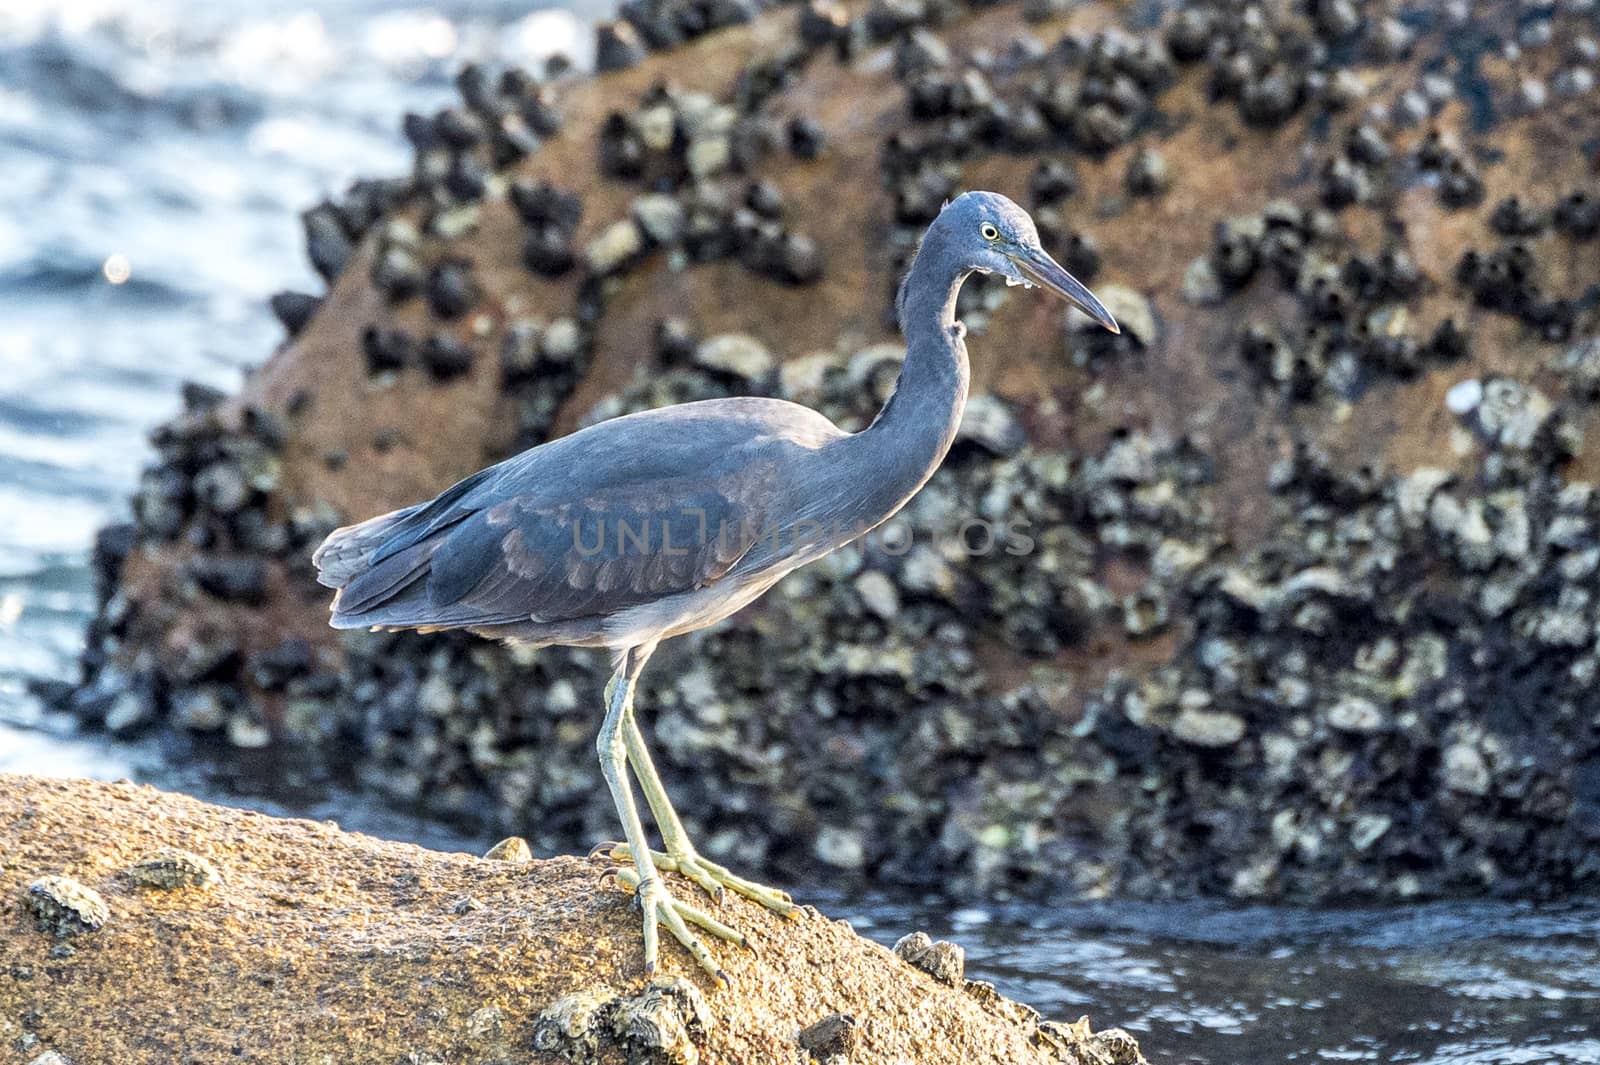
980 223 1000 241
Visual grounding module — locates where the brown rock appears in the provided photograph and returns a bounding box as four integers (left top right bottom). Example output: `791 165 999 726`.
0 775 1150 1065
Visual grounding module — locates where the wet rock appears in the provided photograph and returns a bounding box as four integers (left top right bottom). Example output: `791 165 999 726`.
798 1013 857 1060
1325 696 1386 735
799 0 849 47
425 262 479 320
815 825 867 869
129 849 221 890
1240 70 1304 127
633 194 687 246
694 334 774 382
435 107 487 149
778 349 842 403
893 931 964 986
26 876 108 937
596 21 649 72
421 333 475 381
1474 379 1557 452
1181 257 1223 304
760 232 824 285
654 317 699 365
1028 159 1077 207
483 836 532 862
186 557 268 605
1171 707 1246 748
1069 102 1133 152
363 325 415 374
510 180 583 232
610 978 714 1064
1443 742 1491 796
541 317 585 364
1320 156 1370 208
301 203 352 282
1210 222 1259 289
1489 196 1546 237
500 319 544 381
1082 284 1156 347
247 640 312 691
372 245 425 302
1555 336 1600 398
524 227 577 276
268 292 321 337
853 570 900 620
71 0 1600 916
171 688 228 732
180 382 228 413
957 394 1026 455
1554 190 1600 239
1554 66 1596 97
1124 148 1168 197
787 115 826 160
686 135 732 179
585 218 647 276
193 462 250 515
444 153 489 201
531 985 618 1055
1438 158 1485 208
1059 231 1102 282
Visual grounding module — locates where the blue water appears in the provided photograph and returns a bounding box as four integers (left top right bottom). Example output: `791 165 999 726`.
0 3 1597 1062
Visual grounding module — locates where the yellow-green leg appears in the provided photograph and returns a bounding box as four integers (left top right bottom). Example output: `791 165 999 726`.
597 645 738 984
614 714 797 917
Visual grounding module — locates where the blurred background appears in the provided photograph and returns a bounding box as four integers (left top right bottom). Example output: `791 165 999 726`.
0 0 596 777
2 1 1600 1062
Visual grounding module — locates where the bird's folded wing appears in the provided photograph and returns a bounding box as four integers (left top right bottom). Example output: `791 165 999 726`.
343 469 771 629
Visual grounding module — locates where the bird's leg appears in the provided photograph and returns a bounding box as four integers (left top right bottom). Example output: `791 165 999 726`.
598 645 737 984
615 716 796 916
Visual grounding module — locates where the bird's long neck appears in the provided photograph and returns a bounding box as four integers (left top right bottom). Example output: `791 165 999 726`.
840 240 971 514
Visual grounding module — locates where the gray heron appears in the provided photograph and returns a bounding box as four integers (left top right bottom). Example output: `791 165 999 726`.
313 190 1119 983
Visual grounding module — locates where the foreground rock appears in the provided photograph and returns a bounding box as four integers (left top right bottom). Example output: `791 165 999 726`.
70 0 1600 903
0 776 1146 1065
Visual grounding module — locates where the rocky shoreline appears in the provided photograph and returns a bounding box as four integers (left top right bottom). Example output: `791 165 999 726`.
58 0 1600 903
2 775 1148 1064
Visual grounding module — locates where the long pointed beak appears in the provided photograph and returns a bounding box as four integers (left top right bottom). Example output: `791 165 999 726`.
1011 249 1120 334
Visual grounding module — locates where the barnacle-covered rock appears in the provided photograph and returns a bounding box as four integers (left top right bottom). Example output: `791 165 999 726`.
129 849 221 890
71 0 1600 909
0 777 1141 1065
25 875 109 936
893 931 966 985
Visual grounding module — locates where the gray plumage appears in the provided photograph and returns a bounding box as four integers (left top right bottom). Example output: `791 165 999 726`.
313 191 1117 653
313 190 1118 981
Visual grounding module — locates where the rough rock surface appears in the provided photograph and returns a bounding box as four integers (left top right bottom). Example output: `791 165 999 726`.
0 776 1147 1065
64 0 1600 903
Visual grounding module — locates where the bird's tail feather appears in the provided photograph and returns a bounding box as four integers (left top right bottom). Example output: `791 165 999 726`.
311 507 418 590
329 539 440 624
313 466 499 627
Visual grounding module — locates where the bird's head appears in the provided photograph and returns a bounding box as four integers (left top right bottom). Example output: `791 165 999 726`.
936 191 1120 334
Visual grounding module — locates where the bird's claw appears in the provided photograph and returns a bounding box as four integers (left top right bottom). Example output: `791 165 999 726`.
614 866 745 985
590 840 626 860
605 843 797 916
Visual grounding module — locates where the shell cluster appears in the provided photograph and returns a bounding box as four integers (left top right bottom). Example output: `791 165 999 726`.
61 0 1600 904
26 875 110 937
128 848 222 890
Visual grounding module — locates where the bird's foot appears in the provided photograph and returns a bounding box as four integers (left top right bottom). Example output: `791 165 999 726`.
613 867 750 986
607 843 797 916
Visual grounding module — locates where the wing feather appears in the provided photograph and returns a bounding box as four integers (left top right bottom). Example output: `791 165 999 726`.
315 393 843 633
327 462 771 631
